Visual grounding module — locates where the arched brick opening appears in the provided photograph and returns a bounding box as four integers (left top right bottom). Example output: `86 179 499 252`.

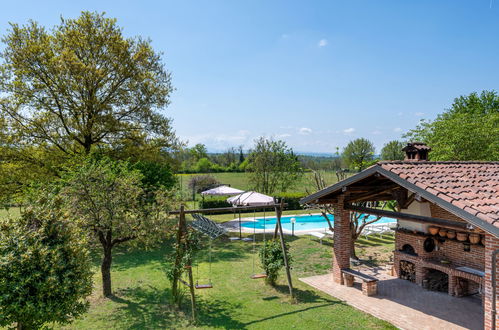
422 268 449 293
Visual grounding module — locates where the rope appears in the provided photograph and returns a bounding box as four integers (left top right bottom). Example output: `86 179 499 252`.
252 210 256 275
263 210 266 243
208 238 212 284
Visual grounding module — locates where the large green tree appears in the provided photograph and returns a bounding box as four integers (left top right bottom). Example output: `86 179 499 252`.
0 194 93 329
0 12 177 200
406 91 499 161
342 138 376 172
246 137 303 195
61 157 173 297
380 140 405 161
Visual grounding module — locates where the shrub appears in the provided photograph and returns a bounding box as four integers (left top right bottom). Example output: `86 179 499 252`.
188 175 220 194
259 239 292 286
0 195 93 329
275 192 307 210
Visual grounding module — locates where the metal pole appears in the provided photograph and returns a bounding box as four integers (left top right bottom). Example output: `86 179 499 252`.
239 211 242 239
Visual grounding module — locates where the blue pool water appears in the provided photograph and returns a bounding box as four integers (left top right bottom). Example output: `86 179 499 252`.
240 214 396 232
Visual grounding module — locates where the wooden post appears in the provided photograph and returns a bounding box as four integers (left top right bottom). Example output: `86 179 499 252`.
186 259 196 321
171 206 184 306
181 206 197 320
275 199 294 298
173 205 197 320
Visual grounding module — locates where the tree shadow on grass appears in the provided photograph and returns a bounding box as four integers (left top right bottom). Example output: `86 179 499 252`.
195 297 246 329
107 285 183 329
242 284 345 327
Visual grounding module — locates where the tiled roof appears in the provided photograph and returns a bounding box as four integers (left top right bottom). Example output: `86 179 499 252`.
379 161 499 226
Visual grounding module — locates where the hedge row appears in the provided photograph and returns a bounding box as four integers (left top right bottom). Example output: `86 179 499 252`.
199 192 307 211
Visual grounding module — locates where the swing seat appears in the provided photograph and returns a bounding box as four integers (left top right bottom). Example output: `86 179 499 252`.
250 273 267 279
195 283 213 289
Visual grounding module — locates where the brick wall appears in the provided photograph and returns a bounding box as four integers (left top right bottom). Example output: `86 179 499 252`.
430 203 467 223
484 234 499 330
332 195 351 284
395 230 484 269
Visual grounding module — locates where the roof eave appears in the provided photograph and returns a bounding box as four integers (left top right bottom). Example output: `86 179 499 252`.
300 165 499 237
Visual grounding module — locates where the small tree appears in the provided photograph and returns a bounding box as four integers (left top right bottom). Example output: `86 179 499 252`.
0 194 93 329
259 239 292 286
61 157 172 297
406 90 499 161
380 140 405 161
247 137 303 195
342 138 376 172
188 175 220 194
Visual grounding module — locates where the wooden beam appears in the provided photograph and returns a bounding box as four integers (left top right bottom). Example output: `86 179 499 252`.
345 186 399 203
169 203 285 215
344 204 468 230
345 185 398 192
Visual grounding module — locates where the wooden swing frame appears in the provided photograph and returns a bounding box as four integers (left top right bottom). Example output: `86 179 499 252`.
170 201 293 320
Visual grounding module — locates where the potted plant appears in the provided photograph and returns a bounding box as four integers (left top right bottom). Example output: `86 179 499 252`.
429 226 439 235
469 233 480 244
457 232 468 242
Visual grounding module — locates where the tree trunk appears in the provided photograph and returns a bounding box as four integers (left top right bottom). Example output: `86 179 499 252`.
101 244 113 297
350 237 358 260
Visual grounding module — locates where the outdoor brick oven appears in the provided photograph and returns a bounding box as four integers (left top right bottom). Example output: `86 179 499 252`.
393 223 485 297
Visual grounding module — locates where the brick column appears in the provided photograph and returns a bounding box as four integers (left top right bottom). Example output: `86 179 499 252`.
448 275 457 296
484 234 499 330
332 195 351 284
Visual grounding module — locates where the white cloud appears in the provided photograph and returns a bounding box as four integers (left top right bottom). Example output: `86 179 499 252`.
299 127 312 135
371 130 382 135
318 39 328 47
277 133 291 138
343 127 355 134
415 112 425 117
393 127 403 132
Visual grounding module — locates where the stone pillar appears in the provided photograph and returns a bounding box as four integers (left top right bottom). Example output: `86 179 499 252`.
363 281 378 296
416 265 426 286
448 275 457 296
332 195 351 284
484 234 499 330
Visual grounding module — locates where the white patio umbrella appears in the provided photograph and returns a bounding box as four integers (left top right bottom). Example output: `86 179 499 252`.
201 185 244 196
227 191 275 239
227 191 274 206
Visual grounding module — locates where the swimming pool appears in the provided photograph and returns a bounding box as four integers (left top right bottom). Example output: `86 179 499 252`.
240 214 396 232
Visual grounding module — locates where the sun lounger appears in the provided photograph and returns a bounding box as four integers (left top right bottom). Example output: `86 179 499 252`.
309 231 326 244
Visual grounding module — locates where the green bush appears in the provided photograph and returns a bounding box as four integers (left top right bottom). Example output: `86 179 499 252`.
259 239 292 286
275 192 307 210
199 196 232 209
0 195 93 329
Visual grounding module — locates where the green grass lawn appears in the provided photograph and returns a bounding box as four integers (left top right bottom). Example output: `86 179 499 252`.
56 232 396 329
1 208 395 329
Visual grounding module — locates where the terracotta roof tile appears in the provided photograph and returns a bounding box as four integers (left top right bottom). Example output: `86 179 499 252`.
379 161 499 226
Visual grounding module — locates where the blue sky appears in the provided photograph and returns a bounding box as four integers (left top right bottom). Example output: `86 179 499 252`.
1 1 498 154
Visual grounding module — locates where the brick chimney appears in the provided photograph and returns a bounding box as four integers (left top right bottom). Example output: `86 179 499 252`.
402 142 431 161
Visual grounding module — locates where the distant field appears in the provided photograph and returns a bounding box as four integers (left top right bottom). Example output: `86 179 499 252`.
177 171 343 200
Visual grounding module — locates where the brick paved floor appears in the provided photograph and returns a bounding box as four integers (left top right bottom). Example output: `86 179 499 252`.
300 267 483 330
